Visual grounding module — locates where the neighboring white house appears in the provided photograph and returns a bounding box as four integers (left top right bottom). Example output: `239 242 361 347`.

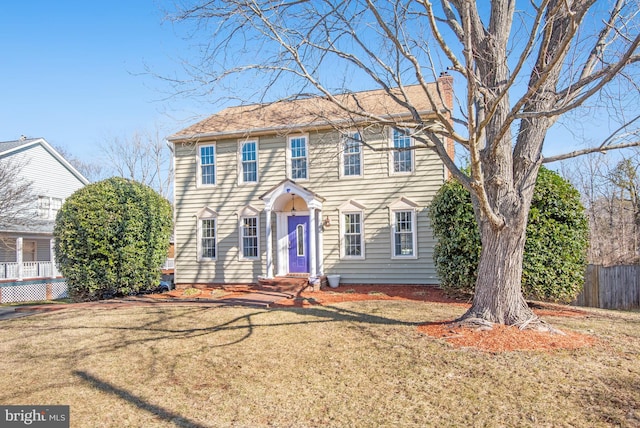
0 137 88 289
168 77 454 288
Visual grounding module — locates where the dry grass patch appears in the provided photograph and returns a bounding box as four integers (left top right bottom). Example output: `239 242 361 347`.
0 300 638 427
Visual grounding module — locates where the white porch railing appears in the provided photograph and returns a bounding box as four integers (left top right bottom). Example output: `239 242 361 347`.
161 258 175 270
0 261 56 281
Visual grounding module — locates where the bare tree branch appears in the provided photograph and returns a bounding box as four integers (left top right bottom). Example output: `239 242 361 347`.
543 140 640 163
0 158 37 231
100 127 173 199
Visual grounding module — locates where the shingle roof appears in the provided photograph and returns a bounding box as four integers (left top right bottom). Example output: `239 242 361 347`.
0 138 43 156
0 137 90 185
0 219 55 235
169 82 449 141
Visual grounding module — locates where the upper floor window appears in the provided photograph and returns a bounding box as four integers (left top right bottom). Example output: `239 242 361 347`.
391 128 413 174
240 140 258 183
341 132 363 178
198 144 216 186
38 196 63 219
288 135 308 180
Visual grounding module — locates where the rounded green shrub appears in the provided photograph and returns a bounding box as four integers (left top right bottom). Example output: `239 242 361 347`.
54 177 173 301
429 167 589 302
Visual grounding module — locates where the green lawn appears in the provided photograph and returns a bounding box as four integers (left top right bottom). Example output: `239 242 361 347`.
0 300 638 427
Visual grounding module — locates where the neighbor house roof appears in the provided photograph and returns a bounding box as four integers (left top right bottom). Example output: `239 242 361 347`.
0 137 42 154
169 80 452 142
0 137 90 185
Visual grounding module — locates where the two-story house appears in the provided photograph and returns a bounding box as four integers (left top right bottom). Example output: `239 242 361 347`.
169 77 453 288
0 137 88 301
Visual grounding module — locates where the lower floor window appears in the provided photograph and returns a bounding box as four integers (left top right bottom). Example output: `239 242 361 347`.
344 213 363 257
201 219 217 259
241 217 259 258
394 211 414 257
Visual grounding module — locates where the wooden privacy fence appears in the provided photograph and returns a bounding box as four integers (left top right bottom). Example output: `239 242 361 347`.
575 264 640 310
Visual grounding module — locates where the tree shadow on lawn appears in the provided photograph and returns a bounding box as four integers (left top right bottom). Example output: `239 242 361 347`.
22 302 435 360
74 370 207 428
58 306 432 425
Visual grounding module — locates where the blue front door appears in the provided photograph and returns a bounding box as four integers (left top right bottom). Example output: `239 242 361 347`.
288 216 309 273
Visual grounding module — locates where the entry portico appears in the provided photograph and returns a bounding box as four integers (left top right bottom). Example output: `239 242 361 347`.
260 179 325 279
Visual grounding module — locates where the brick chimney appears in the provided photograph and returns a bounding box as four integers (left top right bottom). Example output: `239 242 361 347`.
437 72 455 177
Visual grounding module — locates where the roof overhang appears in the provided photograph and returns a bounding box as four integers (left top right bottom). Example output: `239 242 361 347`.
168 109 442 144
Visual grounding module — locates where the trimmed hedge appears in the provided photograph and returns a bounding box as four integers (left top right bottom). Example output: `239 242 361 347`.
429 167 589 302
54 177 173 301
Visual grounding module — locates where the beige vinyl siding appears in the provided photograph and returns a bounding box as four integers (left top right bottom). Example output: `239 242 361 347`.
309 128 441 284
174 135 287 285
173 126 444 286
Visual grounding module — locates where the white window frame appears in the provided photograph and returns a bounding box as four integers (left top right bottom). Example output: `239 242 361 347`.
38 196 50 219
389 128 414 175
339 131 364 178
237 205 261 260
388 197 419 259
196 207 218 261
286 134 309 181
197 143 216 187
238 139 259 184
38 196 63 219
338 200 366 260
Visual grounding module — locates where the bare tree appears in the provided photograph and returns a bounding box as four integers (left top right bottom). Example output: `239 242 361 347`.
100 127 173 200
562 148 640 265
169 0 640 329
0 158 36 232
53 145 104 183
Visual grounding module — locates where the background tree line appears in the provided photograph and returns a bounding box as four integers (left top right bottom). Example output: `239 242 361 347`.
55 125 173 201
562 148 640 266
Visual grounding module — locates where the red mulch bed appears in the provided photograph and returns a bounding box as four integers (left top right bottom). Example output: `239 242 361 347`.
276 285 597 352
276 284 471 306
417 322 597 352
158 285 596 353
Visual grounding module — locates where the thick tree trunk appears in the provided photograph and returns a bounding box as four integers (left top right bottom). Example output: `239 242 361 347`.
459 216 537 327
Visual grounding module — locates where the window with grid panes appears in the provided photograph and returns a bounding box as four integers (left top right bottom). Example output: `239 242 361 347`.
342 132 362 177
289 136 308 179
241 141 258 183
393 211 414 256
199 145 216 185
241 217 259 258
343 212 363 257
392 128 412 173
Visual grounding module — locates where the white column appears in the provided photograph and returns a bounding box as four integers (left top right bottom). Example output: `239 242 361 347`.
50 238 58 278
309 207 317 277
16 237 23 281
265 208 274 278
317 209 324 275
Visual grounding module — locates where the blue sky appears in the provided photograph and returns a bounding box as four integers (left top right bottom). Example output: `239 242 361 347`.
0 1 631 167
0 1 203 161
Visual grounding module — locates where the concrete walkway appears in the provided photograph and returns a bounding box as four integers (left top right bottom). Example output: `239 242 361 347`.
0 306 42 320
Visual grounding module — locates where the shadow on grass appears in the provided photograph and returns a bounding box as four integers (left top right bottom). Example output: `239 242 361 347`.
74 370 206 428
274 303 427 326
26 301 428 347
